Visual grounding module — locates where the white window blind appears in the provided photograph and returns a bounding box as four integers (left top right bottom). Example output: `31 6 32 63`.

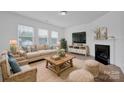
18 25 34 47
38 29 48 45
51 31 58 47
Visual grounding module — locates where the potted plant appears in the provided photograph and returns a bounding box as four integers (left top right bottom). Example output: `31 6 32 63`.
60 38 67 52
57 49 65 57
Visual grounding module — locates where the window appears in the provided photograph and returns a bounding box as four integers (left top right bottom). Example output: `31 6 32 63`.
18 25 34 47
51 31 58 46
38 29 48 45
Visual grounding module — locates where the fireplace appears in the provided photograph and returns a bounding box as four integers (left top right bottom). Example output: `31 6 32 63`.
95 44 110 65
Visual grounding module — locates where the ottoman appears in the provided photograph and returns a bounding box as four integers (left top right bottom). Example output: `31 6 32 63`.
68 69 94 82
84 60 99 78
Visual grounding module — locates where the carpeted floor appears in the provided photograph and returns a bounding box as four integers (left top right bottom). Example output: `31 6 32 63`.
30 54 94 82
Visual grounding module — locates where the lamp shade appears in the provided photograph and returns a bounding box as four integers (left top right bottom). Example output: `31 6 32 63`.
9 40 17 45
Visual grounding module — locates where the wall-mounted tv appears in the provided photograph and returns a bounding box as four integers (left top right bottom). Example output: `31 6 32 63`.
72 32 86 43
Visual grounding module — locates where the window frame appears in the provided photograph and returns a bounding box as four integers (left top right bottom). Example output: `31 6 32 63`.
17 24 34 47
38 28 49 45
51 31 59 46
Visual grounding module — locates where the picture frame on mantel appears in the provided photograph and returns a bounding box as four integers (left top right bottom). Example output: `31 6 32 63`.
94 26 108 40
100 27 108 40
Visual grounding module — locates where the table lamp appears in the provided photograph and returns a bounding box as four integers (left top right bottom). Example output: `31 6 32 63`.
9 39 17 54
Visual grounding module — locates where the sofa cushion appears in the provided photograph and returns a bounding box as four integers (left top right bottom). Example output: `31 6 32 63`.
39 49 57 55
18 50 26 56
30 45 37 52
20 65 31 72
39 50 50 55
37 45 46 50
8 56 21 73
49 49 57 52
18 59 29 66
26 51 41 58
44 45 48 50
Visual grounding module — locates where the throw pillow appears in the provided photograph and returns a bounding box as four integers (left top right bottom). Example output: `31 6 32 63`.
22 46 28 52
31 45 37 52
31 48 37 52
7 51 13 57
44 45 48 50
8 56 21 73
27 46 31 52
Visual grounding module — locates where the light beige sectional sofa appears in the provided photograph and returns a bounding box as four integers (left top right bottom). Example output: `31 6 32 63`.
17 45 57 63
25 49 57 63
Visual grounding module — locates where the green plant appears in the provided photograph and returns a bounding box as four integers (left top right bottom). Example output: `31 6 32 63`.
57 49 65 57
60 38 67 52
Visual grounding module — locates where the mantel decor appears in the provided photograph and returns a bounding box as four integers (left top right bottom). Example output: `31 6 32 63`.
94 26 108 40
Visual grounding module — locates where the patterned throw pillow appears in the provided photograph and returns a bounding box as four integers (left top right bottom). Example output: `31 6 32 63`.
8 56 21 73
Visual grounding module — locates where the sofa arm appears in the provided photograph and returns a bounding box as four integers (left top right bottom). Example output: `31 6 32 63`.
16 57 26 61
5 67 37 82
17 59 30 66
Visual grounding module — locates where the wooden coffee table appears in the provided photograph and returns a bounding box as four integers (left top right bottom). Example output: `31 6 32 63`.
44 54 75 76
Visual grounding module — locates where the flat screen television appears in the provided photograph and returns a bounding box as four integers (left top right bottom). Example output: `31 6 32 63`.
72 32 86 43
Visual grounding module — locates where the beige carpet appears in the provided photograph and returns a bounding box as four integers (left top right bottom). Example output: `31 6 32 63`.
30 58 88 82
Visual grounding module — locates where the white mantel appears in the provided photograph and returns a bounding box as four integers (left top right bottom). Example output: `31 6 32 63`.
94 38 116 64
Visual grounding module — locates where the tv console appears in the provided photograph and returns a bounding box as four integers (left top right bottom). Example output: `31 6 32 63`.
68 45 89 56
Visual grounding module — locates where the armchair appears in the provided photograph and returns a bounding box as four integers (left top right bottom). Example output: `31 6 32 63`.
15 56 29 66
0 55 37 82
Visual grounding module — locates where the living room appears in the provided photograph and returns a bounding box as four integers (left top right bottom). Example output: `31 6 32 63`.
0 11 124 82
1 0 124 93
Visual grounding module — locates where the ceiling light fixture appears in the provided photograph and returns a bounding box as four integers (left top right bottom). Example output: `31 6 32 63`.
59 11 67 15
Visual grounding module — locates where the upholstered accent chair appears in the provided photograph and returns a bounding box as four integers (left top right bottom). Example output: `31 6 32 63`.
0 55 37 82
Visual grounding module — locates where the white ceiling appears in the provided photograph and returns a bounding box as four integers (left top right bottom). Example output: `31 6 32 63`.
14 11 109 28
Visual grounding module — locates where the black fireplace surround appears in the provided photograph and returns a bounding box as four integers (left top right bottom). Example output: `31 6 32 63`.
95 44 110 65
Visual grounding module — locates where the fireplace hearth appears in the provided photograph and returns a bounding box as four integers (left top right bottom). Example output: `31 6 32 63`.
95 44 110 65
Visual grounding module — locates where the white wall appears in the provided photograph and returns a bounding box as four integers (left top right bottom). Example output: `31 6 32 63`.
0 12 64 50
65 12 124 71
